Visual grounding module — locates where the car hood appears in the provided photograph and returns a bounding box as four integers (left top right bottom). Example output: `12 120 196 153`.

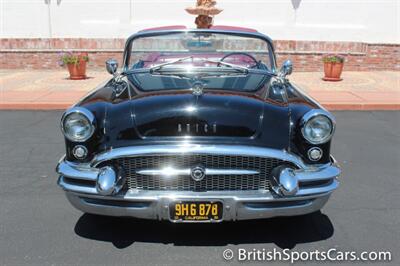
110 89 290 150
132 90 264 138
78 84 291 152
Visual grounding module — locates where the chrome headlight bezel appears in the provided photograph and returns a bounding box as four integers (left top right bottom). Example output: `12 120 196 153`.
61 107 95 142
300 110 336 145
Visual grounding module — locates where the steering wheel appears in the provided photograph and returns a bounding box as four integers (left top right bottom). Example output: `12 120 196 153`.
218 52 260 68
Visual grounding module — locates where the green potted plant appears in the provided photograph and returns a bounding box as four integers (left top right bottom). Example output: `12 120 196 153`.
59 52 89 80
322 54 345 81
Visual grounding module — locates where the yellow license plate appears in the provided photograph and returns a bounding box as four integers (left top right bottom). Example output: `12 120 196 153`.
170 201 223 221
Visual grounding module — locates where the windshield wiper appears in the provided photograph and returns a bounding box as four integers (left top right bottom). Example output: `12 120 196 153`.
147 57 253 78
150 57 249 74
205 59 249 74
150 56 194 72
149 68 249 79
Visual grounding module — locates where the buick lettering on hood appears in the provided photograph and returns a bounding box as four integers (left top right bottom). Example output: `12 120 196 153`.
56 26 340 222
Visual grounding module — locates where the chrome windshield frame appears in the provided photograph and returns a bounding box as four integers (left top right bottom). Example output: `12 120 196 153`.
122 29 277 74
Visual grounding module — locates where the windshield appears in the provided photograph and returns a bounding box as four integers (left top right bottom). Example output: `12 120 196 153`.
126 31 274 92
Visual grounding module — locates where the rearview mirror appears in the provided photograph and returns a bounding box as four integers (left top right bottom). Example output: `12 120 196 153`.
106 59 118 76
278 60 293 78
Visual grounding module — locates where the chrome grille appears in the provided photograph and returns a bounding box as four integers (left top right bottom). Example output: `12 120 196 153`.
110 155 292 191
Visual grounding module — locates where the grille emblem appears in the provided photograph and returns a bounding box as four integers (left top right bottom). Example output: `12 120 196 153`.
190 166 206 181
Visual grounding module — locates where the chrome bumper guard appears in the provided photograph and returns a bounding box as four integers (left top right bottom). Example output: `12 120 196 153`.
56 145 340 221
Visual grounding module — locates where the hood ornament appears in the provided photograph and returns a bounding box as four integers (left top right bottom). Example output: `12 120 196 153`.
191 82 204 96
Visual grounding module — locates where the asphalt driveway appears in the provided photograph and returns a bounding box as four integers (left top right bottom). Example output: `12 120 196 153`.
0 111 399 265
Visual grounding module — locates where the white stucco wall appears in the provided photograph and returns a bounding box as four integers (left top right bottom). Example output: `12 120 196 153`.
1 0 399 43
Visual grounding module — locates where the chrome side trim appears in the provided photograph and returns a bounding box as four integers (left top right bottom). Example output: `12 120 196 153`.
296 179 338 196
206 169 259 175
295 164 341 182
58 177 97 194
137 168 190 176
136 168 259 176
56 160 99 181
92 145 308 169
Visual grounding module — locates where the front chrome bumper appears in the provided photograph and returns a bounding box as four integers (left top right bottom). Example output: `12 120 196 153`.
56 145 340 221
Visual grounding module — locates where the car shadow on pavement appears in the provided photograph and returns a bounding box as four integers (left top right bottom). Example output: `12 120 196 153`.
74 211 334 249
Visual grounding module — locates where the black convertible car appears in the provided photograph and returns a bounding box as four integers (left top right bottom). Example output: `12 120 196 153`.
56 26 340 222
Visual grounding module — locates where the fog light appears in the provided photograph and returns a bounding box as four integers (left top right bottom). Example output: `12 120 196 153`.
96 166 125 195
72 145 88 159
308 147 323 161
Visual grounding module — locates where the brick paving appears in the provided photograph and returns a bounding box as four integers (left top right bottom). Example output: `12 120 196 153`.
0 69 399 110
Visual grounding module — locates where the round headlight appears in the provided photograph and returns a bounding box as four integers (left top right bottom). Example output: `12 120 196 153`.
301 111 335 144
61 108 95 142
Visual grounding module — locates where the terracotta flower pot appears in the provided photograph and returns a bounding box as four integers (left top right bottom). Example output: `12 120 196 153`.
66 54 88 80
323 62 344 81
